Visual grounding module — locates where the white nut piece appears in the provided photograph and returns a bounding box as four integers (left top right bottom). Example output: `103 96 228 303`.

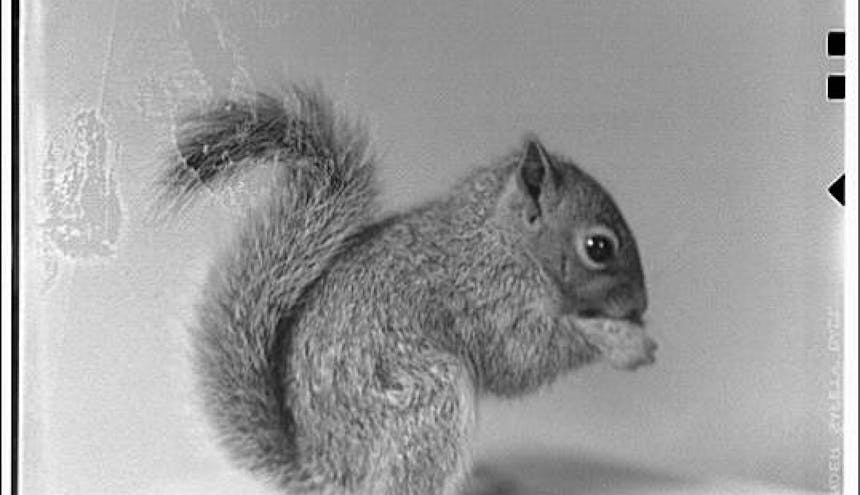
575 318 657 370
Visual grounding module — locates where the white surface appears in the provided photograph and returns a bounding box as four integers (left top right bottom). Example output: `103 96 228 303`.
122 454 824 495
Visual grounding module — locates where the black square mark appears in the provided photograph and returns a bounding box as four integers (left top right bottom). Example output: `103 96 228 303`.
827 75 845 101
827 31 845 57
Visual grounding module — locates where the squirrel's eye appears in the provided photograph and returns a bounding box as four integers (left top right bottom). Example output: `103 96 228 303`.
576 226 619 270
586 235 614 263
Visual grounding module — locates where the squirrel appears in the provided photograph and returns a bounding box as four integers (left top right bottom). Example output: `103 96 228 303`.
155 84 657 495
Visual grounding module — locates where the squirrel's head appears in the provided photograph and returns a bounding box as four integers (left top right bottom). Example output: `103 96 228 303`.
493 135 647 323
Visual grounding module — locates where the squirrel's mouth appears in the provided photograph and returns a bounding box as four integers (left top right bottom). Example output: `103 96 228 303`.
571 316 656 370
576 308 605 319
575 306 645 325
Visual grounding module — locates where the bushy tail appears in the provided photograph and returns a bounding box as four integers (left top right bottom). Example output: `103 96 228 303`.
156 85 376 487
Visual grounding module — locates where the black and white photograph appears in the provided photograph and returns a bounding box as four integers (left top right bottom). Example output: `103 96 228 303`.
4 1 858 494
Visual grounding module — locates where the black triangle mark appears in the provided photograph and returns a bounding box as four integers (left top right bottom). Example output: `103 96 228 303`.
828 174 845 206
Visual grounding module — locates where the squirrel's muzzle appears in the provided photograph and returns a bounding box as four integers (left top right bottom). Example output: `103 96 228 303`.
574 277 647 323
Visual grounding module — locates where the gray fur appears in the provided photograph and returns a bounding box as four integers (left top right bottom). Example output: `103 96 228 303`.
157 85 652 494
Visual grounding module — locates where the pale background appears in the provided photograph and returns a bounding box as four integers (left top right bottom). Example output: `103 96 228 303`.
20 1 845 494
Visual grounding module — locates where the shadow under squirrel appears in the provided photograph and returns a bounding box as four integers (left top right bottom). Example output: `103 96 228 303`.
155 85 657 495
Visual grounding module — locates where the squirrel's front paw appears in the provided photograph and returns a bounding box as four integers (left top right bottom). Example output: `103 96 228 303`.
575 318 657 370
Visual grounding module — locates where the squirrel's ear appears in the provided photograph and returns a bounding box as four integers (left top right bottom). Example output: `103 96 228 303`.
516 135 560 225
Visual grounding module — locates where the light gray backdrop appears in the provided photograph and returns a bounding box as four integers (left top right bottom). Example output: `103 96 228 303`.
21 1 844 494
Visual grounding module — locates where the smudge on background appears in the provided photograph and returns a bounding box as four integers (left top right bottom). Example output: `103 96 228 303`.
39 109 123 287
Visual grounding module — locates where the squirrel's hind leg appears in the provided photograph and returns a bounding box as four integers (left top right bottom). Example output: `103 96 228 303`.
371 350 477 495
289 325 477 494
